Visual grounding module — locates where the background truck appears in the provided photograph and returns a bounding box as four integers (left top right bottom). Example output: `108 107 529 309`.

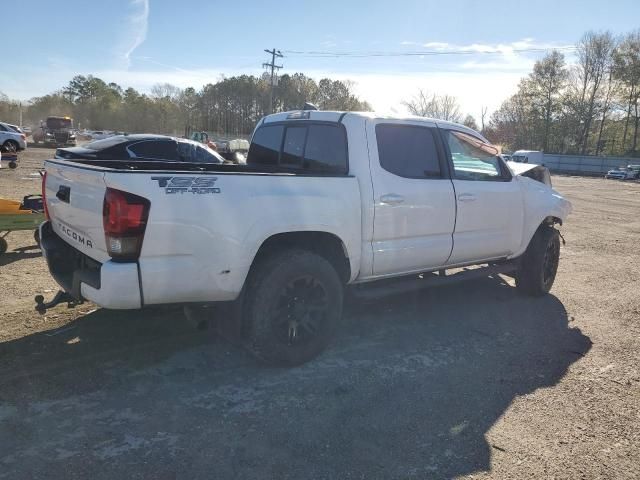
191 131 249 163
32 116 77 147
39 110 572 365
511 150 543 164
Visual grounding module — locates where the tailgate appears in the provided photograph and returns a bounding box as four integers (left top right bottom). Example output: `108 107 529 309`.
45 160 110 263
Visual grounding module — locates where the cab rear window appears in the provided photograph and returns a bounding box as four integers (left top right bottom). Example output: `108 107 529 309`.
248 123 348 174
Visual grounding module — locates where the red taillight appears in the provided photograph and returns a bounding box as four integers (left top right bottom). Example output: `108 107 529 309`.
103 188 150 262
21 134 26 140
41 171 50 220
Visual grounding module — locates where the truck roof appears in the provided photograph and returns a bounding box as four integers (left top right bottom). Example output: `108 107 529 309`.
513 150 542 155
262 110 488 142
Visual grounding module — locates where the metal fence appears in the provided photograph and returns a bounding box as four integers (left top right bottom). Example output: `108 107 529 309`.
542 154 635 176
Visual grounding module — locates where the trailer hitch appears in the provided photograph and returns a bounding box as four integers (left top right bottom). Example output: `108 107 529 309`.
35 291 82 314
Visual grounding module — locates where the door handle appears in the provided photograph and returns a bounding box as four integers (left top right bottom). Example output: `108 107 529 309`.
457 193 476 202
380 194 405 205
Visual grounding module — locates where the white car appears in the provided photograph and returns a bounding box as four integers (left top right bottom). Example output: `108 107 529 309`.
511 150 543 164
88 130 114 141
605 167 638 180
0 121 27 151
39 110 572 365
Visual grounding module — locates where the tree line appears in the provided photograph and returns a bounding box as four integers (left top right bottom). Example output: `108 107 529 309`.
485 30 640 156
0 73 371 137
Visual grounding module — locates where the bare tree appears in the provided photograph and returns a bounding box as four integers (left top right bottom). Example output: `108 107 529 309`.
150 83 182 100
529 50 568 152
612 30 640 153
462 114 479 131
573 31 616 154
403 89 462 122
480 106 488 131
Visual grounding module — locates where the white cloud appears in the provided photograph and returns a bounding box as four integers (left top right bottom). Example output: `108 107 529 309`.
301 70 524 119
119 0 150 69
408 38 574 53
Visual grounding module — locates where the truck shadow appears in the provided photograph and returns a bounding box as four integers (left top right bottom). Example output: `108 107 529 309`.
0 276 590 479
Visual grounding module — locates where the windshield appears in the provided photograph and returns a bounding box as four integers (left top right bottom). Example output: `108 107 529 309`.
46 117 72 129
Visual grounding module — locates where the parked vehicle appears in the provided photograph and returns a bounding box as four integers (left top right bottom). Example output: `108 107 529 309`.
627 164 640 178
54 134 225 164
87 131 113 141
3 123 23 134
0 122 27 151
32 116 76 147
215 138 250 163
604 166 638 180
39 110 571 365
511 150 543 164
191 132 249 163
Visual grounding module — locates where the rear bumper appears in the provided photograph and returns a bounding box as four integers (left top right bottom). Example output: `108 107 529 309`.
40 221 142 309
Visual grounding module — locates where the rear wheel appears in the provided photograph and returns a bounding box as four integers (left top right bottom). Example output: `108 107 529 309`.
2 140 18 152
243 249 343 366
516 226 560 296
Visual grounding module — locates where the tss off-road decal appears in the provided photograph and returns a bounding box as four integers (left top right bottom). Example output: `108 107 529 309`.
151 176 221 194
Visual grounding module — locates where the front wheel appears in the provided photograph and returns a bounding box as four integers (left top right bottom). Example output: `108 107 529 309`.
243 249 344 366
516 226 561 296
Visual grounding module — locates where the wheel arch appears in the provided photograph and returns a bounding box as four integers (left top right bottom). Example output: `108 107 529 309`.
249 231 353 284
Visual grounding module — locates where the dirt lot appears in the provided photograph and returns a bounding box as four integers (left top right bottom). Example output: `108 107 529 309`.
1 147 639 479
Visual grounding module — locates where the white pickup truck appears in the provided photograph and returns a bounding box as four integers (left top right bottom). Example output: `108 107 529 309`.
39 110 571 365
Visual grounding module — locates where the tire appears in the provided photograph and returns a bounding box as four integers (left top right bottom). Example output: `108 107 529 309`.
34 229 41 247
0 237 7 255
3 140 18 152
516 226 561 296
243 249 344 366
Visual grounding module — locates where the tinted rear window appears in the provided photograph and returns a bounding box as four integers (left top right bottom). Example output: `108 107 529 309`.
128 140 177 160
304 124 348 173
85 136 129 150
248 125 284 166
281 126 306 166
248 123 348 174
376 124 441 178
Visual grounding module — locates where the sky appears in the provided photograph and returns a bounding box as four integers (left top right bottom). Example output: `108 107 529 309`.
2 0 639 119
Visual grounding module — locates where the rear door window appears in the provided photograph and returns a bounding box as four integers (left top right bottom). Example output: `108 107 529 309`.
304 124 348 173
375 124 442 178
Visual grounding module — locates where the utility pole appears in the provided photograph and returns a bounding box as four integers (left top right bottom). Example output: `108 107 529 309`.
263 48 283 114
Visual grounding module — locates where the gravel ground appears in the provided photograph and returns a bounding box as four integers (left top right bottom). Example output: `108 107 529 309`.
0 148 639 479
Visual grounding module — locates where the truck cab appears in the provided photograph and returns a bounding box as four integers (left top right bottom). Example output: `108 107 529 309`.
33 116 76 147
511 150 543 164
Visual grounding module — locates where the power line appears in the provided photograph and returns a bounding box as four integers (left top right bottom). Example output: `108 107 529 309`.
263 48 283 114
282 46 577 58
